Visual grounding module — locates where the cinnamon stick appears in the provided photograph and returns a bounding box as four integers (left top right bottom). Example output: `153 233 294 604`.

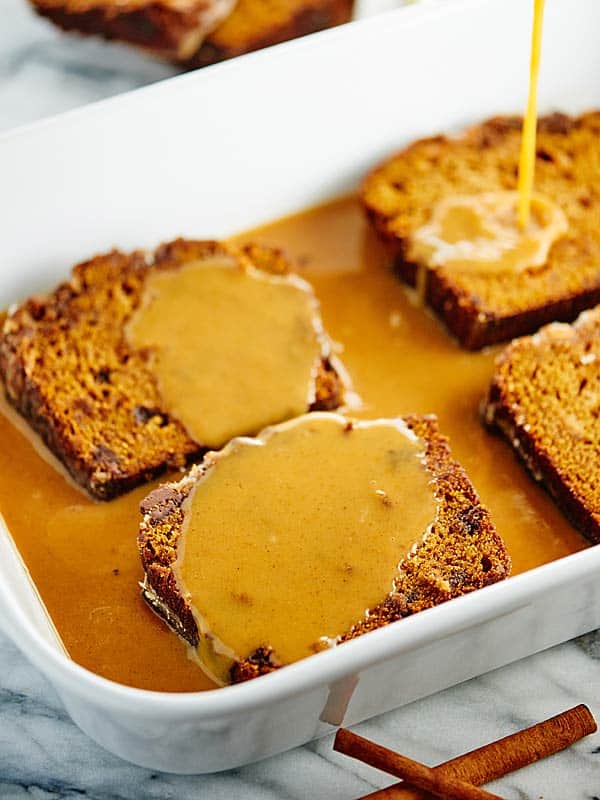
334 729 505 800
337 705 597 800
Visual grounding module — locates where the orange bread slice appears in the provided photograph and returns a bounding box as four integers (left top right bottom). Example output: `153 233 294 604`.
362 112 600 350
484 306 600 543
29 0 355 65
138 413 510 684
28 0 237 61
191 0 355 67
0 240 344 500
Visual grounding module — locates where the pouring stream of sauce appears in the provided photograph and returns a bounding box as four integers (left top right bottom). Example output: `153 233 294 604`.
517 0 546 229
409 0 555 277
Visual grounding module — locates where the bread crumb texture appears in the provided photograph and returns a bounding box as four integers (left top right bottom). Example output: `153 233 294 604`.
362 113 600 349
138 414 511 683
29 0 355 65
192 0 355 65
0 240 342 499
485 306 600 543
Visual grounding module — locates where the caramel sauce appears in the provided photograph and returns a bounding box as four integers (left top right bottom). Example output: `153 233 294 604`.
234 197 586 573
0 195 586 692
0 393 214 691
408 191 567 276
178 413 437 684
126 256 324 448
409 1 553 274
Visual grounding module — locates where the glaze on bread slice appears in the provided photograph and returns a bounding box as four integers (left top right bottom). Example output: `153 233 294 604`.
362 112 600 350
29 0 355 66
0 240 344 500
138 413 510 684
484 307 600 543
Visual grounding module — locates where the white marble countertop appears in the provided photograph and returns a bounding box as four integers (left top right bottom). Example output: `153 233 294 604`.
1 630 599 798
0 1 599 797
0 0 401 132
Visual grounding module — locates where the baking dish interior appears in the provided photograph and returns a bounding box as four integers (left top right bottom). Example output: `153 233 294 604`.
1 0 599 713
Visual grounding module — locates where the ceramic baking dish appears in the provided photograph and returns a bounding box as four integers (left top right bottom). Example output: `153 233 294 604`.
1 0 600 774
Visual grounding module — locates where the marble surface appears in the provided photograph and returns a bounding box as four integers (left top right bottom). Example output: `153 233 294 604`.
0 0 402 133
0 1 599 797
0 630 598 798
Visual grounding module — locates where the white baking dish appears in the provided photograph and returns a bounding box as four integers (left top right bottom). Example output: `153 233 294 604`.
1 0 600 774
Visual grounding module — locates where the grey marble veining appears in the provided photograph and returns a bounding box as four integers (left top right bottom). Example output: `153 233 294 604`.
0 0 175 132
0 630 599 798
1 1 600 797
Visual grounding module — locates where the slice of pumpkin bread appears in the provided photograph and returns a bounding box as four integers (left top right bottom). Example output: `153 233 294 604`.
362 112 600 350
138 413 510 684
0 240 345 500
28 0 237 61
29 0 355 66
484 306 600 543
190 0 355 67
